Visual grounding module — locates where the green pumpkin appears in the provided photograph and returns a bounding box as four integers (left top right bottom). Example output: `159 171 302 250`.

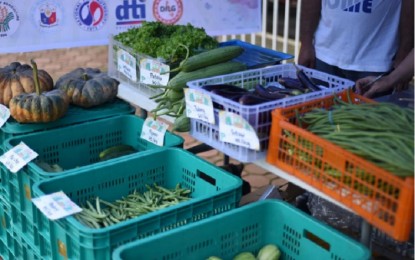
9 60 70 123
0 61 54 107
55 68 119 108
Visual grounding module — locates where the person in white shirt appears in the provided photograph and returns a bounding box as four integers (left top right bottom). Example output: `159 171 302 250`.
298 0 413 83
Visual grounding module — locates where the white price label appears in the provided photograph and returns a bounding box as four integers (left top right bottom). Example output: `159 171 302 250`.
32 191 82 221
184 88 215 124
0 142 38 173
139 58 170 86
219 111 260 150
0 104 10 128
140 117 168 146
117 49 137 82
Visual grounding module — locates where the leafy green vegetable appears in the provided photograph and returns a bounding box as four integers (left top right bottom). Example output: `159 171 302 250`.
114 21 219 63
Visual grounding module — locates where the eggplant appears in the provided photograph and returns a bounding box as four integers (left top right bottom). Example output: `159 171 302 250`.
239 93 276 105
211 88 247 101
254 84 287 99
293 64 320 91
278 77 306 91
201 84 248 92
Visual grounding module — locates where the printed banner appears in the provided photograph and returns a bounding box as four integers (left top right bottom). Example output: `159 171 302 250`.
0 0 261 53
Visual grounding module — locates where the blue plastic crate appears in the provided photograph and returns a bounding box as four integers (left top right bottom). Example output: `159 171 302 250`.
31 148 242 260
112 200 371 260
219 39 294 69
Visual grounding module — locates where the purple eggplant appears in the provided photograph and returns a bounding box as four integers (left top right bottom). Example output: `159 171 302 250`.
211 88 247 101
201 84 248 92
239 93 276 105
254 84 288 99
293 64 320 91
278 77 306 91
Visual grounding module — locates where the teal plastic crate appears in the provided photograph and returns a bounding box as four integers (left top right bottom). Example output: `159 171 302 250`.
1 115 184 245
0 98 134 201
0 197 47 260
31 148 242 260
0 98 134 148
112 199 370 260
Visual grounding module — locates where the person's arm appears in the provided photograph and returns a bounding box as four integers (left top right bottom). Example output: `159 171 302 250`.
355 49 414 98
297 0 321 68
393 0 414 68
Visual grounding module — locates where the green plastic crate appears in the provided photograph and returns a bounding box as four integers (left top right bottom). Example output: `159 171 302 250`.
112 200 371 260
0 196 46 260
0 98 134 200
1 115 184 247
31 148 242 260
0 98 134 147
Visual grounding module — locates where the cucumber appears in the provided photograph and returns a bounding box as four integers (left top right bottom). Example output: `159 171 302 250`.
179 45 244 72
99 144 136 161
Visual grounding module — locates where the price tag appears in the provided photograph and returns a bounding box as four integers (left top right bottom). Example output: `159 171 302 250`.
140 117 168 146
184 88 215 124
0 142 38 173
139 58 170 86
117 49 137 82
32 191 82 221
0 104 10 128
219 111 260 150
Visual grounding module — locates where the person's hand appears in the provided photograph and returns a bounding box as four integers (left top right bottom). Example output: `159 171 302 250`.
298 44 316 68
355 76 392 98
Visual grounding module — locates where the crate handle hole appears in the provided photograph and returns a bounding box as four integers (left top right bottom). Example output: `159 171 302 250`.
304 229 330 251
197 170 216 186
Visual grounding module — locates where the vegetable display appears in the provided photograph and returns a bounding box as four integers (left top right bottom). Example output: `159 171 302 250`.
207 243 281 260
75 183 191 229
114 21 219 63
9 60 70 123
150 46 248 132
297 95 414 177
55 68 119 108
0 60 54 106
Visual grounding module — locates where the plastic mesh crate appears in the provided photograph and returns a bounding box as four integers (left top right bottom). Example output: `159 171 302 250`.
0 98 134 148
108 38 293 97
0 115 184 242
112 199 370 260
266 90 414 242
31 148 242 260
187 63 354 162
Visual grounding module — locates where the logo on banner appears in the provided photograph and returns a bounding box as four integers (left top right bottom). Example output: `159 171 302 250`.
74 0 108 31
32 1 63 31
0 1 20 37
153 0 183 24
115 0 146 30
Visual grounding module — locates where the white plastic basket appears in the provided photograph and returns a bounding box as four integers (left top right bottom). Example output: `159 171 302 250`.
187 63 354 163
108 36 165 97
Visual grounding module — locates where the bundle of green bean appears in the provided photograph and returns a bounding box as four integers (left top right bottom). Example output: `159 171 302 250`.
75 183 191 229
299 99 414 177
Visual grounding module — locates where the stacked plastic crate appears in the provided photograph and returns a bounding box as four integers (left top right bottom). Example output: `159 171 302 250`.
0 99 137 259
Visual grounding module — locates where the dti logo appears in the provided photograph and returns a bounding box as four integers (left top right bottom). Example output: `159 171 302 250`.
74 0 107 31
0 2 20 37
116 0 146 27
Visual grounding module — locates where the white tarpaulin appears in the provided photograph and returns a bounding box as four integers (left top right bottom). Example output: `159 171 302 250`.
0 0 261 53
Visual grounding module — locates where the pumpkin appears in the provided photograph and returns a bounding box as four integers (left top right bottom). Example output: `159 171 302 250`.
0 61 54 107
55 68 119 108
9 60 70 123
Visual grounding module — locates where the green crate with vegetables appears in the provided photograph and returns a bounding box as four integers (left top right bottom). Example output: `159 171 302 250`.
31 148 242 260
112 200 370 260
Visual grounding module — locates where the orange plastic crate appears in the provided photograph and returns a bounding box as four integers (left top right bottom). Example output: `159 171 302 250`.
266 90 414 242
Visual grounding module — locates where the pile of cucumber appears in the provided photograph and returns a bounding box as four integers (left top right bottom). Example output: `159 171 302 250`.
150 45 247 132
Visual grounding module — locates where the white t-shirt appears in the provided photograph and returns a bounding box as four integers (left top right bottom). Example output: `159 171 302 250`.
314 0 401 72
